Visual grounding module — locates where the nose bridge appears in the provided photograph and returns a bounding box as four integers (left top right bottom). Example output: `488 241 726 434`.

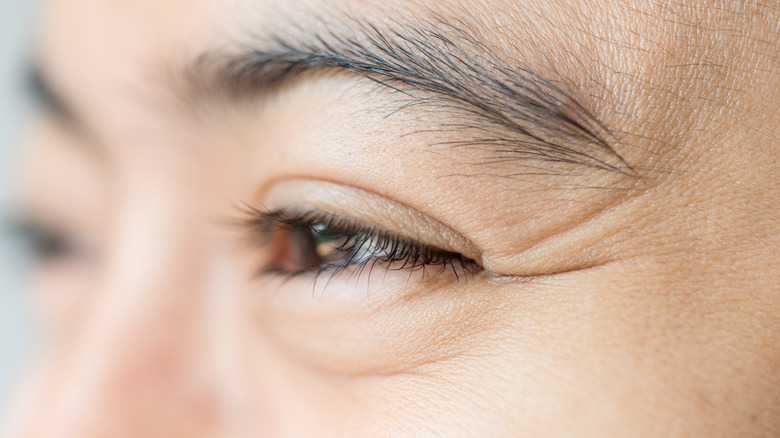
38 196 223 437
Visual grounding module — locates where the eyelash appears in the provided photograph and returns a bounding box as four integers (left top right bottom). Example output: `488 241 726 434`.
245 207 478 282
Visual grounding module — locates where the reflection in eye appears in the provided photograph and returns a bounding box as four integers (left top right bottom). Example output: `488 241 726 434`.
247 208 479 281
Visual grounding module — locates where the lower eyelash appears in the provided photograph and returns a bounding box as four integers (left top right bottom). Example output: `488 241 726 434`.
243 206 478 284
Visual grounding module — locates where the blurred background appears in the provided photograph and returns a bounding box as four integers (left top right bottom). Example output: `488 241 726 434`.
0 0 41 408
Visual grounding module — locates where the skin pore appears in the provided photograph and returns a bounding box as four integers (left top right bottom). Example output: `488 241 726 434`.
6 0 780 436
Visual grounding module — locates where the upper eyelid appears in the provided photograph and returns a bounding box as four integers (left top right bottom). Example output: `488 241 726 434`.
255 179 485 261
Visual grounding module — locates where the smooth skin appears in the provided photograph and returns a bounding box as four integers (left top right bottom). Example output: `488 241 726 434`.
6 0 780 436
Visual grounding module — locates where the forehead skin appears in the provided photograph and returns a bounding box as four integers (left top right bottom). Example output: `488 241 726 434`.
15 0 780 436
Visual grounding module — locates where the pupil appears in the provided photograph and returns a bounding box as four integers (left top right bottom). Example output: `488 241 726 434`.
35 234 69 259
288 226 325 269
14 223 71 261
311 223 352 264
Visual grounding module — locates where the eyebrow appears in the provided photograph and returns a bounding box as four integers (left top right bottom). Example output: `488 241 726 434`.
29 67 78 125
189 14 634 176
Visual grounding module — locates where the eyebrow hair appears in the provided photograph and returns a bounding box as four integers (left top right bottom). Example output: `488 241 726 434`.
190 15 634 176
27 67 107 155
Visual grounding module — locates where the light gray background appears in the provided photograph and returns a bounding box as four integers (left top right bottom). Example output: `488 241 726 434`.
1 0 41 407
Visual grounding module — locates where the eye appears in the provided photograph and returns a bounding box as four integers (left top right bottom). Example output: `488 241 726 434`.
247 207 479 280
11 219 94 267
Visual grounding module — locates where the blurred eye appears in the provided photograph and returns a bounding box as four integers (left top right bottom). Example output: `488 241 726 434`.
12 219 94 268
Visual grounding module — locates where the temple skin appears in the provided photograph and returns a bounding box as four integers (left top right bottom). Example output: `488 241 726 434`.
5 0 780 436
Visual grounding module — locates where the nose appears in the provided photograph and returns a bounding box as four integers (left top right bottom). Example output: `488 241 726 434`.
41 302 220 438
25 205 231 437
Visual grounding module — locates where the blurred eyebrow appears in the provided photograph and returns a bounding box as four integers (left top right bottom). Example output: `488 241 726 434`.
189 15 634 175
29 67 78 126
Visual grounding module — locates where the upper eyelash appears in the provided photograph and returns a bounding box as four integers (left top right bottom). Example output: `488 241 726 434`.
244 206 477 281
